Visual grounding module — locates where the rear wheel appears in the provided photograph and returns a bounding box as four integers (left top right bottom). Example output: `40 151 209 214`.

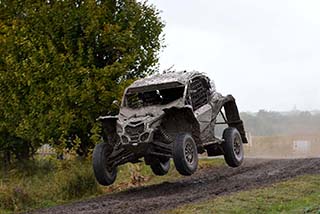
92 142 117 186
223 127 244 167
173 133 198 175
150 157 170 176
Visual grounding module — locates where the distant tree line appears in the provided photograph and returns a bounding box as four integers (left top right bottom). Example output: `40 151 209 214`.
0 0 164 164
241 110 320 136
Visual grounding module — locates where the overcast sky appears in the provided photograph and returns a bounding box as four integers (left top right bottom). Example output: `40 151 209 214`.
148 0 320 112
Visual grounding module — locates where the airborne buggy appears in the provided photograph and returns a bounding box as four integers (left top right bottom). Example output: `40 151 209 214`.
93 71 248 185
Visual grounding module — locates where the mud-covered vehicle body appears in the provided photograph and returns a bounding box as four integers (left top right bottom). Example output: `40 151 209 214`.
93 71 248 185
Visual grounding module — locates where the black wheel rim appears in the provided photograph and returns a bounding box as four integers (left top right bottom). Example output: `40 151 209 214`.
233 136 242 159
185 140 194 164
160 160 169 169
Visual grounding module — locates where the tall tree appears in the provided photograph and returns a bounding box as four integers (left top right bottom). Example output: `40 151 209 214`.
0 0 164 159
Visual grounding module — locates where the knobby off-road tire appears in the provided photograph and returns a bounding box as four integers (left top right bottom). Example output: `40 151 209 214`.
92 142 117 186
173 133 198 176
223 127 244 167
150 157 170 176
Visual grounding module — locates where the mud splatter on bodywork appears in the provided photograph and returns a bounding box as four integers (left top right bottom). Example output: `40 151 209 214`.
98 71 247 168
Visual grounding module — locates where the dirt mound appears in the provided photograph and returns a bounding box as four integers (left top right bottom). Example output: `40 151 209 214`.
32 158 320 214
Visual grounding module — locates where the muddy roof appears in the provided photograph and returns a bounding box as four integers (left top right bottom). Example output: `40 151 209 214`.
128 71 203 90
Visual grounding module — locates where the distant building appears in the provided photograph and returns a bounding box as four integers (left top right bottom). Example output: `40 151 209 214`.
292 140 311 154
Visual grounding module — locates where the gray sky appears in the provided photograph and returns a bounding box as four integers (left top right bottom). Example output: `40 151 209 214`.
148 0 320 112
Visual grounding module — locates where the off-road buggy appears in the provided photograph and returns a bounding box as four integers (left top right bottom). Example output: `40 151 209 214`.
93 71 248 186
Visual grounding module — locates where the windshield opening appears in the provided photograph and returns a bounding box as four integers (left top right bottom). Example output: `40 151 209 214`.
124 86 185 109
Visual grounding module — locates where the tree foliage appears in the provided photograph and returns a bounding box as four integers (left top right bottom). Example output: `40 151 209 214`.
0 0 164 160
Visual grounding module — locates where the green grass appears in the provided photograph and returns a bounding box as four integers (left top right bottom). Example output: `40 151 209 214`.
169 174 320 214
0 157 223 213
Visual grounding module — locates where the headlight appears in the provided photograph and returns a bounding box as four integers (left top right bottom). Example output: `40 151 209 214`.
140 132 149 142
121 135 129 144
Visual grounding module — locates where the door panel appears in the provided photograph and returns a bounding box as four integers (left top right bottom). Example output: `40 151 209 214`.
195 103 212 132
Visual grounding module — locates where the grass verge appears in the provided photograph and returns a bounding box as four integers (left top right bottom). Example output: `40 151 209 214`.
169 174 320 214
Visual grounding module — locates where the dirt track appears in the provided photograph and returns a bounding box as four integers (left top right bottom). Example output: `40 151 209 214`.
33 158 320 214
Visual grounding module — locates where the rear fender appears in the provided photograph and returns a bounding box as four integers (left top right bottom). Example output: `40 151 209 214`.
222 96 248 144
208 94 248 144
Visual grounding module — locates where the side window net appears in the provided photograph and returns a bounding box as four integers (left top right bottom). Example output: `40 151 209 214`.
189 77 209 110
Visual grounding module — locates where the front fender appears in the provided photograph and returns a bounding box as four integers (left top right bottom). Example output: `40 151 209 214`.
162 106 201 145
97 116 119 146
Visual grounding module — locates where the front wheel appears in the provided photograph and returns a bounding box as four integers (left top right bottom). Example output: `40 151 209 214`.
173 133 198 176
223 127 244 167
92 143 117 186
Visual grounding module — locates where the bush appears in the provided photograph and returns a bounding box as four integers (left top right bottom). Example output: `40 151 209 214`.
12 158 56 177
58 161 100 200
0 158 101 212
0 184 34 212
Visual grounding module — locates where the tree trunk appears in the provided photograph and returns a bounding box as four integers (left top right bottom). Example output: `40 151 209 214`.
2 151 11 179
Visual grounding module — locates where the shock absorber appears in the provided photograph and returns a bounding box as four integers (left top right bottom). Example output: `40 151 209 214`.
159 126 174 143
